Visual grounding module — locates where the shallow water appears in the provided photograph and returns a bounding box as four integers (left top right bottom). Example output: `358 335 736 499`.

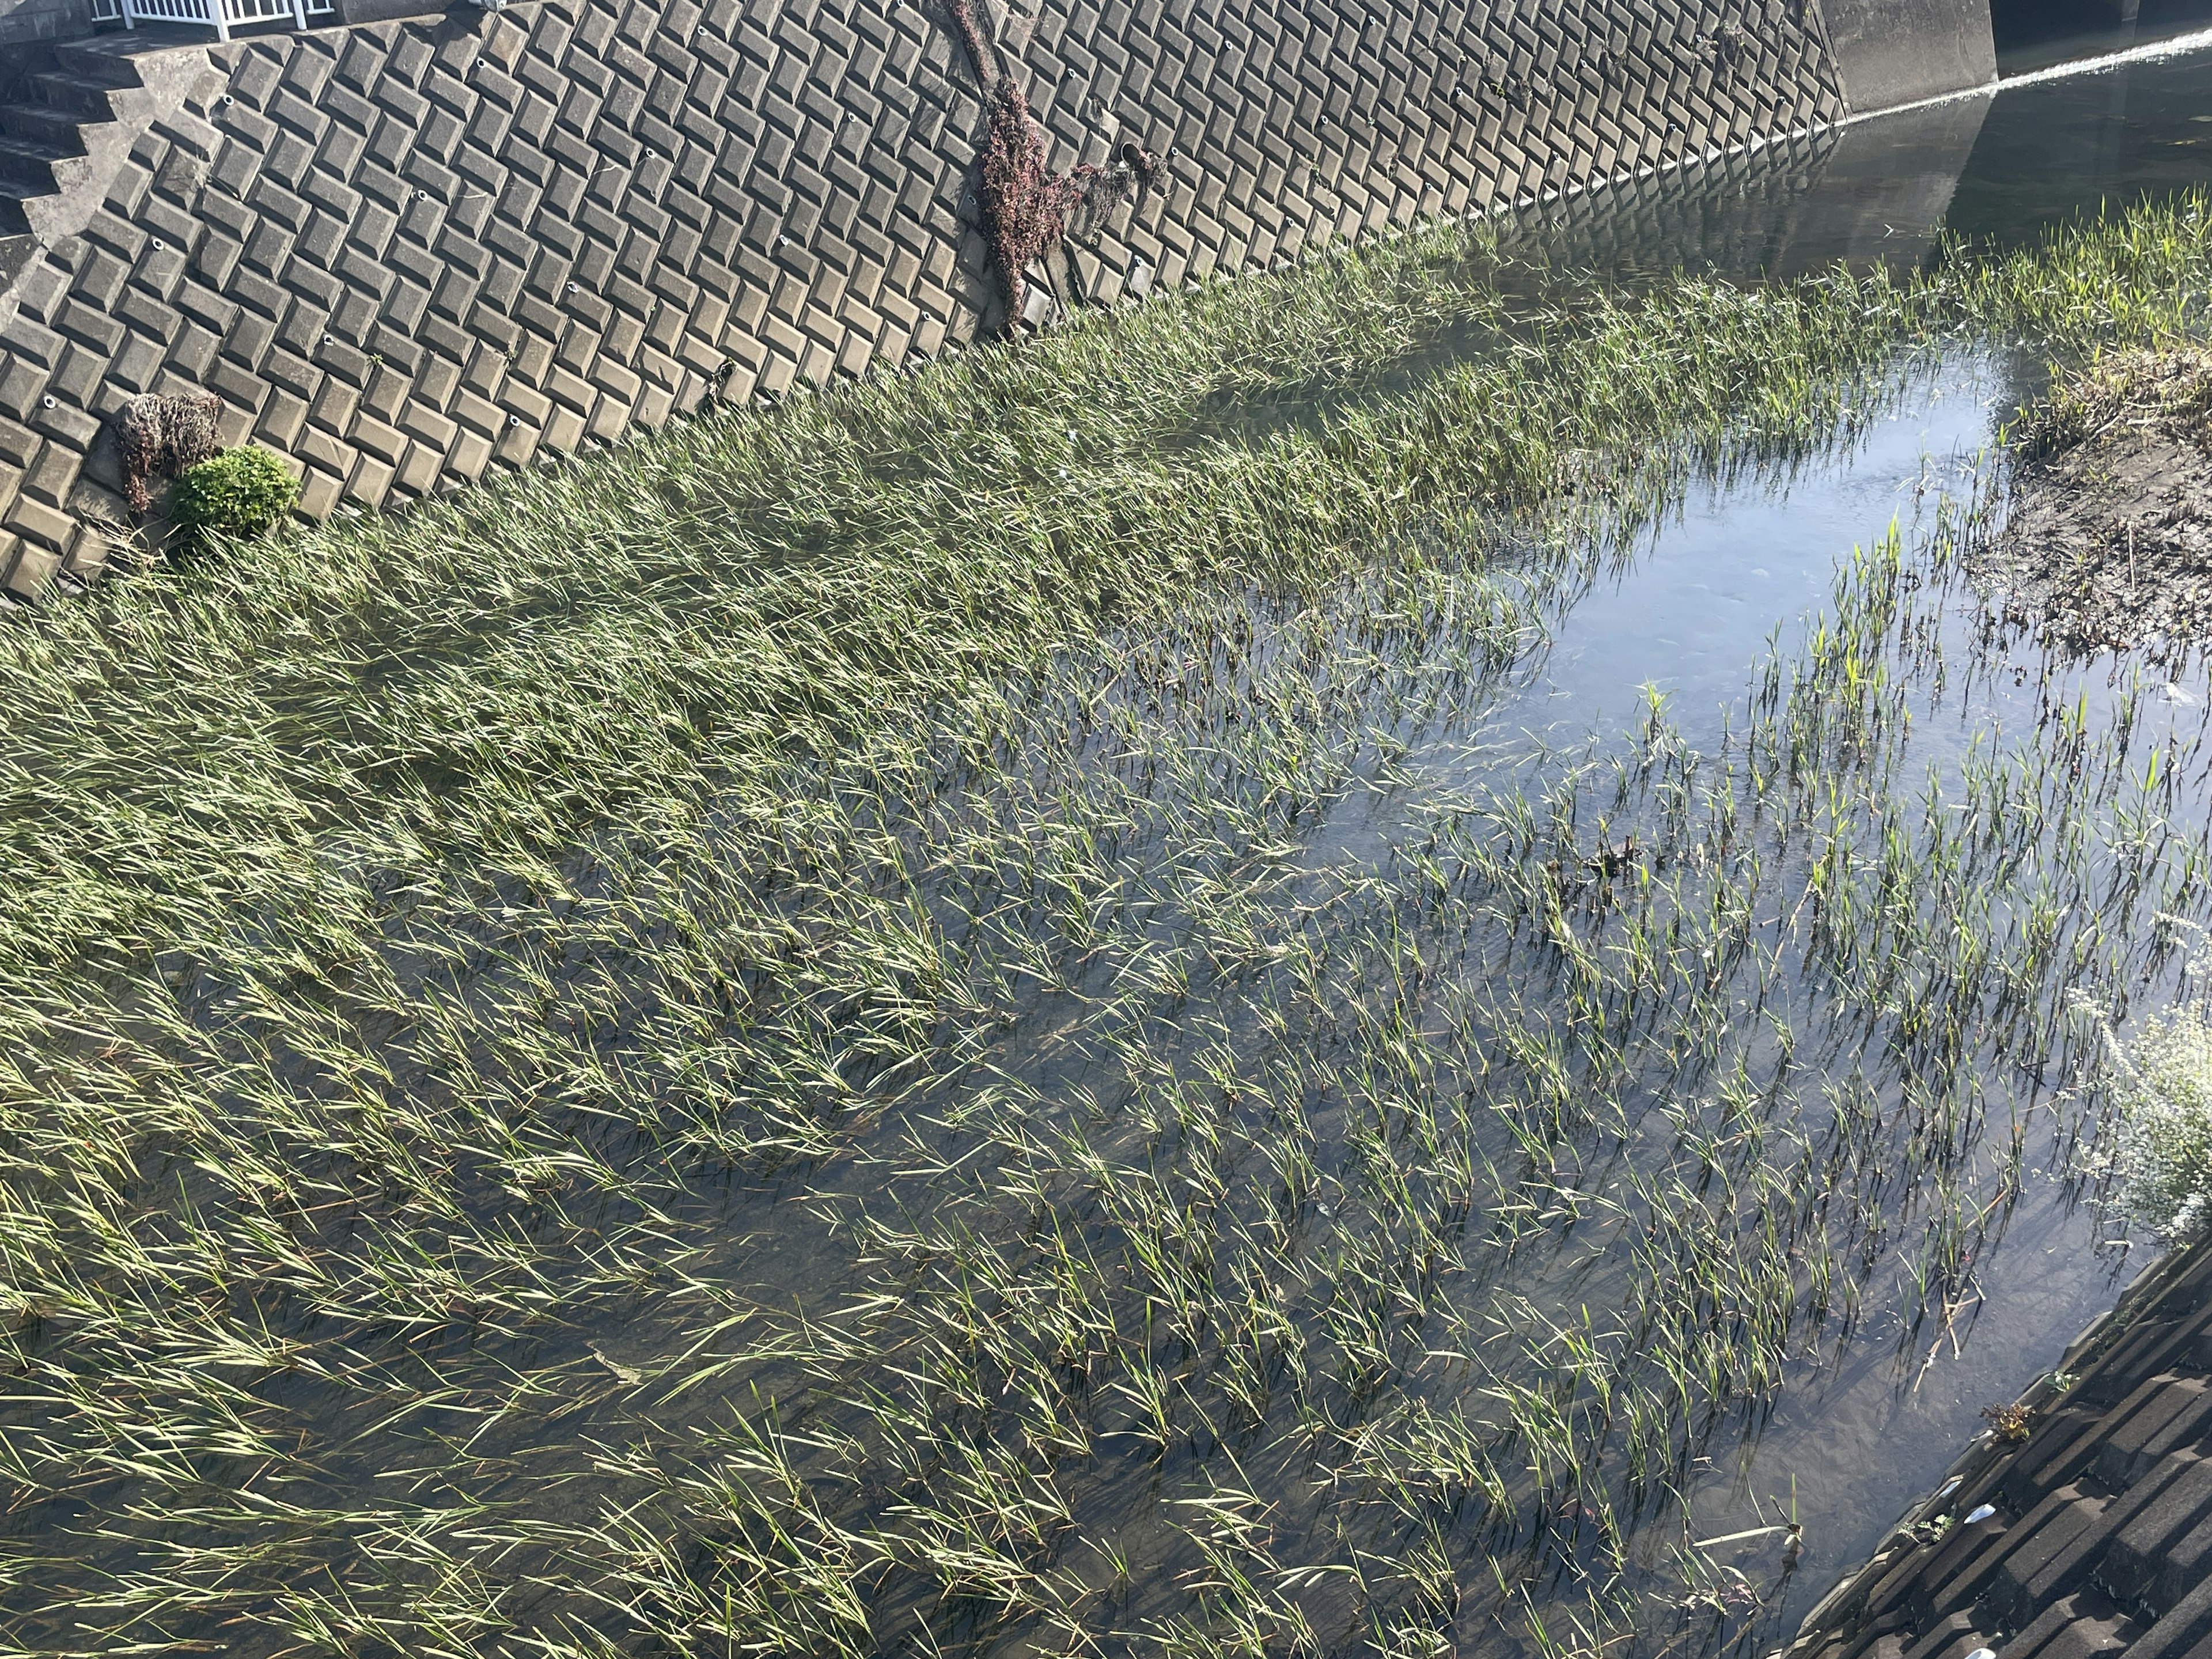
17 44 2212 1659
592 335 2212 1657
1473 359 2133 1639
1956 29 2212 244
1408 46 2212 1633
1133 329 2211 1644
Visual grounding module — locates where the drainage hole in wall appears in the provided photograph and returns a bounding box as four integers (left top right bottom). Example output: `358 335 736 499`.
40 396 55 410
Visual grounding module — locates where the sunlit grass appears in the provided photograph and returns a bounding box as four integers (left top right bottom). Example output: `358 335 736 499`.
3 194 2212 1658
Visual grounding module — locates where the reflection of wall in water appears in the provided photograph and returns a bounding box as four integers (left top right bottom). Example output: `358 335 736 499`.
1940 25 2212 243
1495 97 1992 285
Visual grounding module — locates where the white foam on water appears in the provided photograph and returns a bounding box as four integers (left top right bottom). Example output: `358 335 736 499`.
1844 25 2212 128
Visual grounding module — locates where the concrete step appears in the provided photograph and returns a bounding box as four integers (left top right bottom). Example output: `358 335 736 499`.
0 135 71 191
53 33 197 78
0 101 89 149
0 34 191 236
0 176 54 236
0 34 203 245
26 69 130 120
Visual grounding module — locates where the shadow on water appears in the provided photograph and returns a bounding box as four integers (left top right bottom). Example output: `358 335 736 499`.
1993 0 2212 77
1952 30 2212 242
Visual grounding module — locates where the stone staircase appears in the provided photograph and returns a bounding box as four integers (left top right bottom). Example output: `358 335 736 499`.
0 35 205 249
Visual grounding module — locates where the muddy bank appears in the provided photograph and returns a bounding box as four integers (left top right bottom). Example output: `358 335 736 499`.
1982 350 2212 654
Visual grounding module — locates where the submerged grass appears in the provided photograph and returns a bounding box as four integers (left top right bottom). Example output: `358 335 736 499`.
3 196 2212 1657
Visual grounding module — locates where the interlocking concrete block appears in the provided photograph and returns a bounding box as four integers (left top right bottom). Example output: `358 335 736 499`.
5 491 75 552
0 0 1844 550
4 541 60 597
252 387 310 449
290 421 352 479
296 465 343 519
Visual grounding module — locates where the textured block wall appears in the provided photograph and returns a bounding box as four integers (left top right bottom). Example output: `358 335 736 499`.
1785 1237 2212 1659
0 0 1847 596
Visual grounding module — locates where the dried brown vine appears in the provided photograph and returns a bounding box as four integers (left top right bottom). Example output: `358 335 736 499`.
116 389 222 513
944 0 1159 332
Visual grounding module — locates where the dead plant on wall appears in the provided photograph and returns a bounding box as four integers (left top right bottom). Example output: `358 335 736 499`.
116 390 222 514
942 0 1160 332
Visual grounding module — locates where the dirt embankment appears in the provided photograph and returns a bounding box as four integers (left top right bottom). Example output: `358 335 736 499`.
1984 349 2212 654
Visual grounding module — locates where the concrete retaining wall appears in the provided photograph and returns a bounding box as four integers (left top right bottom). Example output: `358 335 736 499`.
1786 1237 2212 1659
1824 0 1998 109
0 0 1987 593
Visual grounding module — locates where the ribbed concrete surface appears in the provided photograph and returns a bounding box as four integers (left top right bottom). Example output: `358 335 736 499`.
0 0 1848 592
1787 1238 2212 1659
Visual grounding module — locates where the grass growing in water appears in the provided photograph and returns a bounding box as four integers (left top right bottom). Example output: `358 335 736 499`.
5 198 2212 1657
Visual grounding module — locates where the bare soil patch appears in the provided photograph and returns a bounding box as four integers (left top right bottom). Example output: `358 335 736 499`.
1984 349 2212 653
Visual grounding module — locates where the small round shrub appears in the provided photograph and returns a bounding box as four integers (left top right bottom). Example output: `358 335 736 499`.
171 446 300 543
2110 1003 2212 1240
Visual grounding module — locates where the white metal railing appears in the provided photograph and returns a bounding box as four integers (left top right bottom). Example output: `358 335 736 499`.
90 0 334 42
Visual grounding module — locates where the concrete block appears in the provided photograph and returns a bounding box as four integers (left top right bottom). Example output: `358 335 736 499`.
4 542 60 597
1819 0 1994 115
444 426 493 481
297 465 344 518
6 495 75 552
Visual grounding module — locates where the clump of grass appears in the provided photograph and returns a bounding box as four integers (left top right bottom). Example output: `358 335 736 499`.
2001 348 2212 463
2 194 2212 1659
